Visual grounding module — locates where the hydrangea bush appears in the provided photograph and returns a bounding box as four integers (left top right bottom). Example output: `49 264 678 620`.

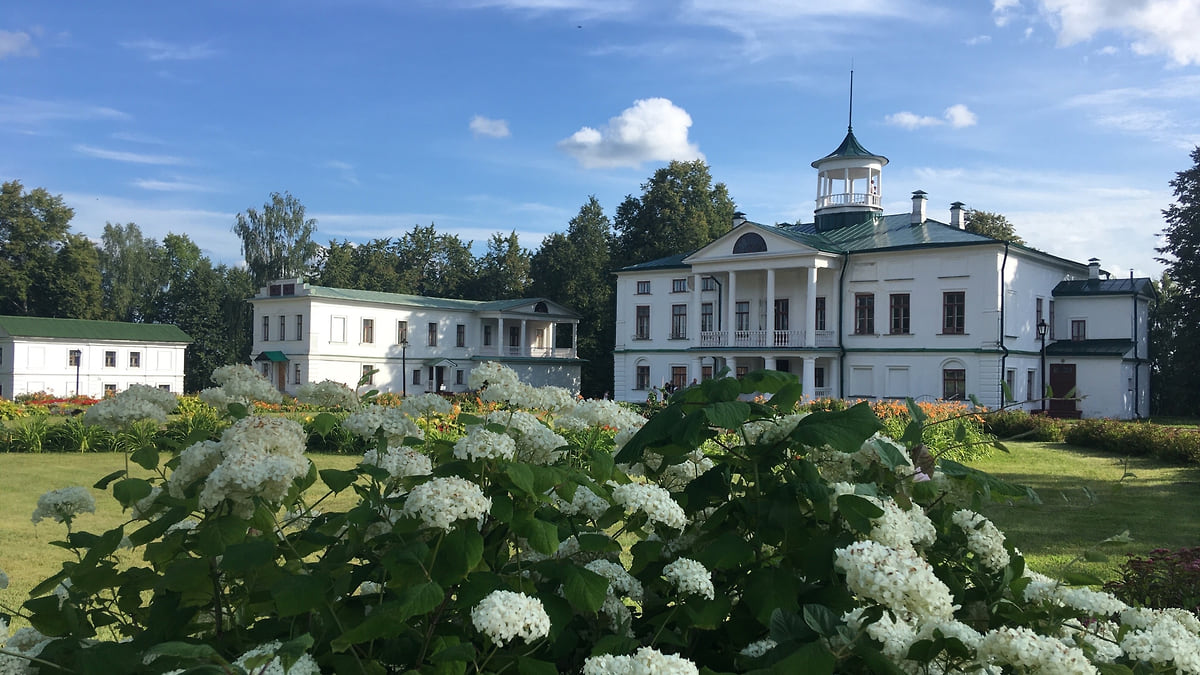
2 363 1199 673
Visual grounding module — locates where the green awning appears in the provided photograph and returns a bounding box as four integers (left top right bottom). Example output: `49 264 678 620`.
255 351 289 362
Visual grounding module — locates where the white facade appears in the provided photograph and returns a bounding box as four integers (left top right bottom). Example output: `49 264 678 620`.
249 280 582 396
613 130 1154 419
0 316 190 399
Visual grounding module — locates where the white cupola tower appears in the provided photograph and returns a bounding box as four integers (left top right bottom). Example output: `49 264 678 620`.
811 73 888 232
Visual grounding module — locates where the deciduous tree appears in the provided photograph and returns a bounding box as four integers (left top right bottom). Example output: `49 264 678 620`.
1154 146 1200 414
99 222 165 322
613 160 735 266
232 191 320 288
0 180 75 315
964 209 1026 245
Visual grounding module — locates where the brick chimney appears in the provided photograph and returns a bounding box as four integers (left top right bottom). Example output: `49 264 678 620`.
910 190 927 224
1088 258 1100 280
950 201 966 229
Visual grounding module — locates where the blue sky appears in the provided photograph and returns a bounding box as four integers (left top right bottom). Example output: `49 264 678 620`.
2 0 1198 279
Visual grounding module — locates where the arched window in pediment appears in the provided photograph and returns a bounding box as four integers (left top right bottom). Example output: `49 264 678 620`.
534 301 548 313
733 232 767 254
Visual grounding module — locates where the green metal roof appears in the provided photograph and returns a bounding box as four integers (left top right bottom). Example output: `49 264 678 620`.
1044 338 1134 357
811 129 888 167
0 315 192 343
264 285 578 317
255 350 289 362
1053 278 1156 299
615 253 692 273
781 214 994 251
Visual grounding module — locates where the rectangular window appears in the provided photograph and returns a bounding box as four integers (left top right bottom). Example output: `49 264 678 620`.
1049 300 1056 339
774 299 789 331
456 369 464 385
735 301 750 331
158 384 171 392
635 306 650 339
671 366 688 390
427 322 438 347
0 347 3 364
362 318 375 344
701 365 713 380
701 302 714 332
412 369 421 385
68 350 80 367
735 366 748 379
814 366 826 389
294 363 302 385
331 316 346 343
261 363 270 377
535 328 545 348
104 383 117 396
636 280 651 295
701 277 716 291
815 296 826 331
1071 319 1086 341
362 365 375 385
104 351 116 368
1027 369 1036 402
671 304 687 339
129 351 141 368
943 291 965 334
262 315 270 341
456 324 466 347
397 320 408 344
483 324 492 346
279 316 286 341
296 314 303 341
1005 369 1016 401
1036 297 1044 327
672 278 688 293
943 368 966 401
889 293 910 334
635 365 650 390
854 294 875 335
270 284 282 297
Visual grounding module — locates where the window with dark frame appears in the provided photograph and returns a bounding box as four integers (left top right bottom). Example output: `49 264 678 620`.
635 306 650 339
701 277 716 291
1049 300 1056 339
943 368 966 400
671 366 687 390
889 293 910 334
279 316 286 341
104 351 116 367
815 296 826 331
1026 370 1036 402
262 315 270 341
774 299 789 331
296 314 303 341
129 351 141 368
104 383 117 395
814 367 826 389
635 365 650 390
427 322 438 347
294 363 302 385
1071 319 1086 341
362 364 374 385
68 350 80 367
636 280 651 295
397 320 408 344
854 294 875 335
362 318 375 344
701 365 713 380
1036 297 1044 327
412 369 421 385
943 292 965 334
671 278 687 293
671 304 687 339
456 324 466 347
483 324 492 346
456 369 464 385
735 366 748 379
1006 369 1016 401
735 301 750 331
700 302 714 332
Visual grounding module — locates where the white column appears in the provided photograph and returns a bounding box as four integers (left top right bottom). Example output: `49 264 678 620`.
690 273 701 342
498 317 505 353
764 357 776 371
692 357 702 385
727 356 738 378
572 322 578 355
726 271 737 343
520 320 527 355
766 268 776 343
803 356 817 400
548 322 556 355
806 267 818 347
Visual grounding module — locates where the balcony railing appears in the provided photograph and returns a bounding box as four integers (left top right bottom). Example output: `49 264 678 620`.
816 192 881 210
476 346 577 358
699 330 835 348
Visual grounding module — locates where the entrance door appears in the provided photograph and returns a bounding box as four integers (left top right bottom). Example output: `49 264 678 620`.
435 366 445 392
1049 364 1076 415
276 362 287 390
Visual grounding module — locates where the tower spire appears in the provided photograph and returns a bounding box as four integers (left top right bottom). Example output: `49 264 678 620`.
848 68 854 131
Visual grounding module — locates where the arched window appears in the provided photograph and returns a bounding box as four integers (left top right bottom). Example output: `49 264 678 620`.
733 232 767 254
534 301 548 313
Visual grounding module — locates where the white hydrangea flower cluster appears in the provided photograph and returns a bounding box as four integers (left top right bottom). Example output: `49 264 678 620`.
810 447 859 483
977 626 1095 674
952 509 1011 571
343 405 424 445
199 364 282 409
83 383 179 432
486 411 567 464
586 559 644 602
167 440 223 498
663 558 715 600
191 416 310 517
552 484 610 521
401 476 491 532
1021 570 1128 617
296 380 360 409
624 449 715 491
582 647 699 675
361 446 432 481
31 486 96 525
865 497 937 552
741 413 807 445
398 393 453 418
231 640 321 675
469 361 522 400
470 590 551 646
1119 607 1200 672
611 482 688 530
739 638 777 658
453 426 517 462
558 399 646 432
834 540 957 622
844 606 917 662
0 627 52 675
1064 621 1124 663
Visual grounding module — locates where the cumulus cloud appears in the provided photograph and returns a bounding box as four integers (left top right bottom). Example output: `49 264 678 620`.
886 105 977 130
0 30 36 58
991 0 1022 26
1002 0 1200 65
75 145 184 165
558 98 703 169
120 39 219 61
470 115 511 138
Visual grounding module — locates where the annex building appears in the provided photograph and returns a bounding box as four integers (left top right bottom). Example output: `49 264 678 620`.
0 316 191 399
613 127 1154 419
249 280 583 396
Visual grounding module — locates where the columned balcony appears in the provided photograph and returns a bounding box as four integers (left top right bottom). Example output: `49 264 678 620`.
477 345 577 358
815 192 881 210
699 330 837 349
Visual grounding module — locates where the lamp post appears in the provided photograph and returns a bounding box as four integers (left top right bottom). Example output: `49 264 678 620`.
70 350 81 396
1036 319 1048 413
400 338 409 396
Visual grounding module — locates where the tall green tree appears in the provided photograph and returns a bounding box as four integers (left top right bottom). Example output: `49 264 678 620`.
531 196 616 397
473 231 531 300
44 234 104 319
393 224 476 298
1154 146 1200 415
0 180 75 316
232 191 320 288
312 240 358 289
613 160 735 266
964 209 1026 245
99 222 165 322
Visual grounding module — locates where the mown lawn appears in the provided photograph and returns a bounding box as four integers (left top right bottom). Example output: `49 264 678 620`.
970 441 1200 583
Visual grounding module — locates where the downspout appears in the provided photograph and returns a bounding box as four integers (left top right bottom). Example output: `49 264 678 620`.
999 243 1010 408
1132 270 1141 420
838 251 849 399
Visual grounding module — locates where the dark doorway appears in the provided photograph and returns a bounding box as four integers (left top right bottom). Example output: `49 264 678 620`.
1049 363 1077 416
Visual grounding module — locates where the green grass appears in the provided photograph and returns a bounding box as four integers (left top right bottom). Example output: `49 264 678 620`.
0 453 360 621
969 441 1200 583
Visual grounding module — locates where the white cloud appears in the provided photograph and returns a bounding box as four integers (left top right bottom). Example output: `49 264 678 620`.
992 0 1022 26
1095 45 1118 56
886 105 977 130
558 98 703 169
965 35 992 45
120 39 219 61
75 145 184 165
132 178 214 192
0 30 36 58
0 97 128 125
1029 0 1200 65
324 160 359 186
944 104 978 128
470 115 511 138
1062 75 1200 149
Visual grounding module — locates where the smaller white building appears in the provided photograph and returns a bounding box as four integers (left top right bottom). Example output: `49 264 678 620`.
0 316 192 399
248 280 583 396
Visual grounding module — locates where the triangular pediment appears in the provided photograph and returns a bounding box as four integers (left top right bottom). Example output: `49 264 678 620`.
683 222 826 265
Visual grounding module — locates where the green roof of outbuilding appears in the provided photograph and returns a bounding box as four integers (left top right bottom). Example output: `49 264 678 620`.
0 315 191 342
1053 278 1156 299
1044 338 1134 357
278 286 575 316
811 129 888 167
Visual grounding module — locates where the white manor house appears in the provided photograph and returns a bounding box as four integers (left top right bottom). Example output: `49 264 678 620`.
249 280 582 396
613 127 1153 419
